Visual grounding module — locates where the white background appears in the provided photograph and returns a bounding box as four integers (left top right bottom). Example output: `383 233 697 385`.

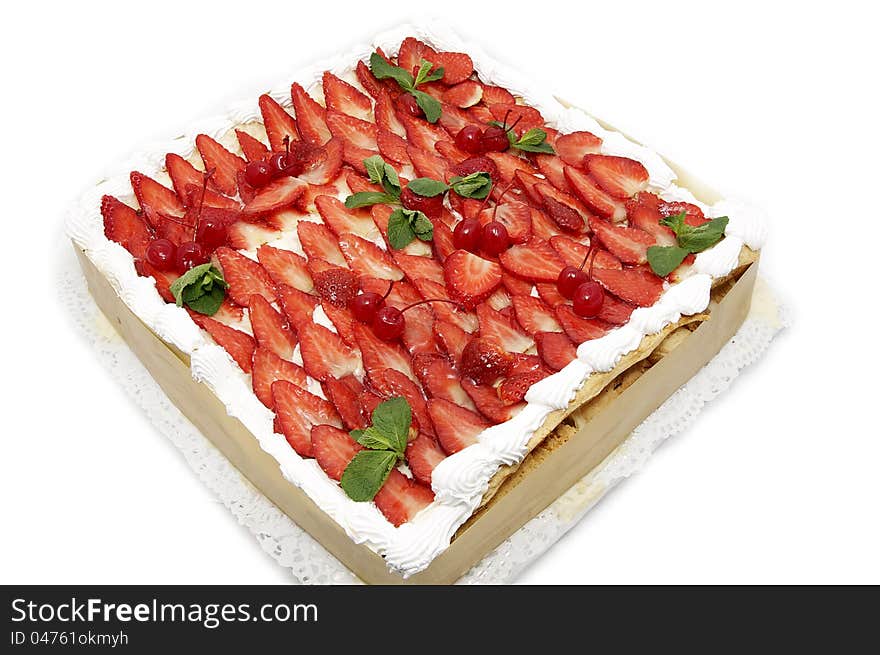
3 0 878 584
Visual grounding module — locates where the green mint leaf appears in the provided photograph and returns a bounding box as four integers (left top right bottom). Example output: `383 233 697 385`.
344 191 398 209
340 450 397 501
413 59 444 86
512 128 555 154
362 155 401 197
647 245 690 277
412 212 434 241
370 397 412 455
170 264 228 315
676 216 729 253
387 209 417 249
660 211 688 235
369 52 413 91
407 177 449 197
353 427 397 451
409 89 442 123
513 140 555 154
449 172 493 199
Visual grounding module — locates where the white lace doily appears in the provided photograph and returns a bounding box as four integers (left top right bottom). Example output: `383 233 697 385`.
58 243 787 584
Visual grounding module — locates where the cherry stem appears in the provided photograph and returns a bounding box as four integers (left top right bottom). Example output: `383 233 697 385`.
577 243 597 279
401 298 464 314
476 181 514 217
381 280 395 301
192 168 214 239
283 135 291 155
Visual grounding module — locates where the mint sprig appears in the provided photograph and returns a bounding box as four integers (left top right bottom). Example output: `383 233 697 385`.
407 171 493 201
170 263 228 316
369 53 443 124
388 208 434 249
647 212 730 277
345 155 403 209
340 397 413 502
488 122 555 154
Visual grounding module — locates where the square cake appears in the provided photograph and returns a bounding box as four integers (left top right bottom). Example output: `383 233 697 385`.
67 24 766 583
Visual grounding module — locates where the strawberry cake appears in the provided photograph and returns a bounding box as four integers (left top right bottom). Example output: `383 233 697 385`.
67 24 767 580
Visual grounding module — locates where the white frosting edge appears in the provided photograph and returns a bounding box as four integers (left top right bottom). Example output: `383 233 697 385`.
65 20 767 578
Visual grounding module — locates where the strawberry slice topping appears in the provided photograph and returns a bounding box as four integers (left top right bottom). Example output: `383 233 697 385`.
585 154 649 199
413 352 477 411
275 392 341 459
564 165 626 221
555 305 610 343
433 319 470 363
430 51 474 85
555 131 603 167
511 295 563 335
311 423 361 479
131 171 184 218
322 72 372 122
478 201 533 244
235 130 269 162
444 250 502 309
315 195 381 242
338 233 403 280
476 304 535 353
480 84 515 105
297 323 362 382
534 331 577 371
276 284 318 330
590 217 655 265
101 195 152 259
373 470 434 527
405 433 447 486
195 134 245 197
215 246 277 305
592 266 664 307
195 316 255 373
398 37 437 74
226 221 279 251
256 244 314 293
242 176 308 215
297 221 348 267
258 94 299 151
461 378 524 424
459 337 514 385
367 367 432 435
251 347 307 409
428 398 489 454
374 89 406 137
377 128 412 166
498 369 551 403
322 375 370 431
499 239 566 282
353 323 415 382
248 295 296 360
627 193 677 247
442 80 483 108
290 82 331 146
311 263 358 308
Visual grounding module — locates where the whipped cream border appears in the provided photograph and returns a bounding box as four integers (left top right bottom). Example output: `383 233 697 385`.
65 21 768 578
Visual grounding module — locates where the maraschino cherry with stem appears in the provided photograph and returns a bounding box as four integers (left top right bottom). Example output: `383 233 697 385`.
175 169 216 272
480 183 516 256
145 238 177 271
372 297 465 342
350 282 394 324
556 243 605 318
481 109 522 153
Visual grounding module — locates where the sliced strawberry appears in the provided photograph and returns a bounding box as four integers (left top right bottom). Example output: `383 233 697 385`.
400 114 448 152
511 295 562 335
367 367 431 434
564 165 626 221
501 272 533 297
542 194 587 233
534 331 577 371
356 59 393 100
556 305 610 343
322 375 370 430
259 94 299 151
444 250 503 309
414 278 478 333
339 233 404 280
536 281 566 307
499 369 551 403
101 195 152 259
276 284 318 330
315 195 380 242
298 322 362 381
478 201 533 244
248 295 296 360
590 217 654 265
374 469 434 526
196 316 255 373
287 82 329 146
165 153 220 199
486 151 537 185
195 134 245 197
585 154 649 199
323 72 372 122
136 259 176 302
130 171 184 218
374 89 407 137
434 319 470 363
252 347 307 409
488 103 544 134
476 304 534 353
297 221 347 267
226 220 279 250
534 153 572 193
499 239 566 282
459 337 514 385
442 80 482 108
274 384 342 457
405 433 447 486
214 247 276 305
461 379 524 424
627 193 676 246
257 244 313 293
480 84 515 105
326 111 378 170
407 144 449 179
242 176 308 215
430 51 473 85
377 128 412 166
211 297 245 326
413 353 477 411
310 262 358 308
236 129 269 162
534 183 592 228
394 251 445 285
486 286 512 311
659 200 709 227
434 139 470 165
353 323 415 381
401 303 441 356
428 398 489 454
555 131 603 167
596 292 636 325
296 138 344 186
592 266 664 307
397 37 437 74
319 300 355 346
311 423 361 478
451 153 500 180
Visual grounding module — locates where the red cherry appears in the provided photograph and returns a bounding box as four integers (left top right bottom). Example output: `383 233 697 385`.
145 238 177 271
269 152 289 175
453 218 482 253
481 125 510 152
572 280 605 318
557 265 589 299
350 292 384 324
400 186 444 219
481 221 510 255
398 93 424 118
244 160 274 187
455 125 485 154
175 241 208 273
195 214 228 250
372 305 405 341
